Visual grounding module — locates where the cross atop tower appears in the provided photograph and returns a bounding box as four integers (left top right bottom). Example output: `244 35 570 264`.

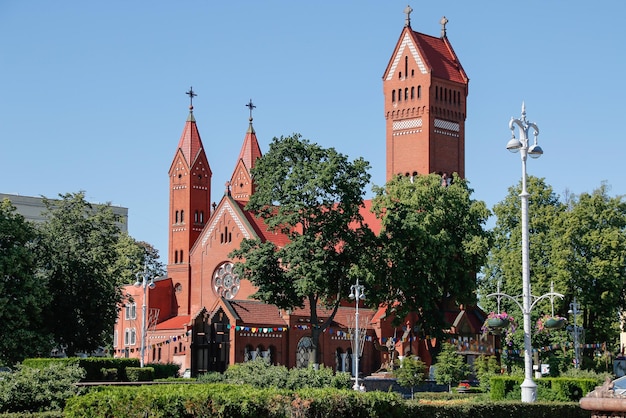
245 99 256 122
186 87 197 110
404 5 413 27
440 16 448 37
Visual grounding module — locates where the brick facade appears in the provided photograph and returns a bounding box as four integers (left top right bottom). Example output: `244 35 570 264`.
112 9 494 378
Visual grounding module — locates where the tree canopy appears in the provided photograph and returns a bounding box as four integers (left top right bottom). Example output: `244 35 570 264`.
230 134 372 364
36 192 156 357
0 199 52 365
479 178 626 361
369 173 492 337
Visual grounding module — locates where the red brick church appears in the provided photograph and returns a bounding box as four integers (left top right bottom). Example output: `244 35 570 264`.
113 6 496 377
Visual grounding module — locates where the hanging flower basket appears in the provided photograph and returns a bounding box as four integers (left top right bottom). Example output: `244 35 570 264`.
482 312 517 345
537 314 567 332
487 317 510 329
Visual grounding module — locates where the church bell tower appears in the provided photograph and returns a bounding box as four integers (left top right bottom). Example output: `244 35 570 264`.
383 7 469 181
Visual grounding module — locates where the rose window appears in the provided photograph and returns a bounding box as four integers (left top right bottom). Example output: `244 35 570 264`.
213 262 240 299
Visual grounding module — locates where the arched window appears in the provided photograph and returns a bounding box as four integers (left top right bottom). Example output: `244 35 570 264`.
404 88 408 100
200 211 204 223
194 211 198 223
398 89 402 101
410 86 415 99
174 251 178 264
180 250 183 263
244 344 254 362
392 90 396 102
175 210 179 223
417 85 421 98
180 210 184 223
125 302 137 320
296 336 314 368
124 328 136 346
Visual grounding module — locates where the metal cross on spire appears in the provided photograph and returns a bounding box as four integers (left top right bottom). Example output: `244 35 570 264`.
440 16 449 37
245 99 256 121
404 5 413 27
186 87 197 109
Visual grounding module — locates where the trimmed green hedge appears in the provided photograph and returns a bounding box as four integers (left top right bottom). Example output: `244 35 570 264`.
23 357 140 381
126 367 154 382
63 384 591 418
490 376 600 401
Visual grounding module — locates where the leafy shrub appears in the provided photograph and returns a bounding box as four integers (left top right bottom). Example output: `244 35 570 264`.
285 364 336 390
330 371 352 389
490 375 599 402
125 367 154 382
211 358 350 390
224 358 289 388
100 368 118 381
0 363 85 413
197 371 226 383
145 362 180 379
474 355 501 391
22 357 140 381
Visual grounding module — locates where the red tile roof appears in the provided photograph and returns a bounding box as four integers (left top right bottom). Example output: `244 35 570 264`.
289 299 377 330
410 31 468 84
228 300 288 326
155 315 191 330
235 200 291 247
237 122 262 171
176 110 204 166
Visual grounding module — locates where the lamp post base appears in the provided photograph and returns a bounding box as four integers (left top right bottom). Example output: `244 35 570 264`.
521 378 537 403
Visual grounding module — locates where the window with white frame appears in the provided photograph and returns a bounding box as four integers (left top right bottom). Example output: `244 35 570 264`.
125 302 137 320
124 328 137 346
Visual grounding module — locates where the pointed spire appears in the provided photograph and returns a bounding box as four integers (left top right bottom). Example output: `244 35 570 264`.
177 87 204 165
238 100 262 170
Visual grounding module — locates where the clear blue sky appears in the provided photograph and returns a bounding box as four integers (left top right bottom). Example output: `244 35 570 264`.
2 1 625 260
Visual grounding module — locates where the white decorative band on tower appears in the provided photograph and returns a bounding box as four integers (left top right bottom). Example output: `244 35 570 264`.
434 119 459 132
393 118 422 130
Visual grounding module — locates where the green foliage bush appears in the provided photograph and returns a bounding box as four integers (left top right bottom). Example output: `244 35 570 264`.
125 367 154 382
490 375 600 401
146 362 180 379
100 368 118 381
0 363 85 413
197 371 226 383
63 384 591 418
22 357 140 381
214 358 351 390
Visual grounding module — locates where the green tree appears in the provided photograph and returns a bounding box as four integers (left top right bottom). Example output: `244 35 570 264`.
0 200 52 365
37 192 130 356
480 176 565 315
474 354 501 391
230 134 372 365
394 355 425 399
114 235 165 285
369 173 491 337
433 342 468 392
479 176 566 364
553 183 626 346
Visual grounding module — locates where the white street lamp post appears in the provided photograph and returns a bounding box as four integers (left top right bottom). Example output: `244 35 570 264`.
569 299 582 369
506 103 544 402
349 278 366 391
134 270 155 368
